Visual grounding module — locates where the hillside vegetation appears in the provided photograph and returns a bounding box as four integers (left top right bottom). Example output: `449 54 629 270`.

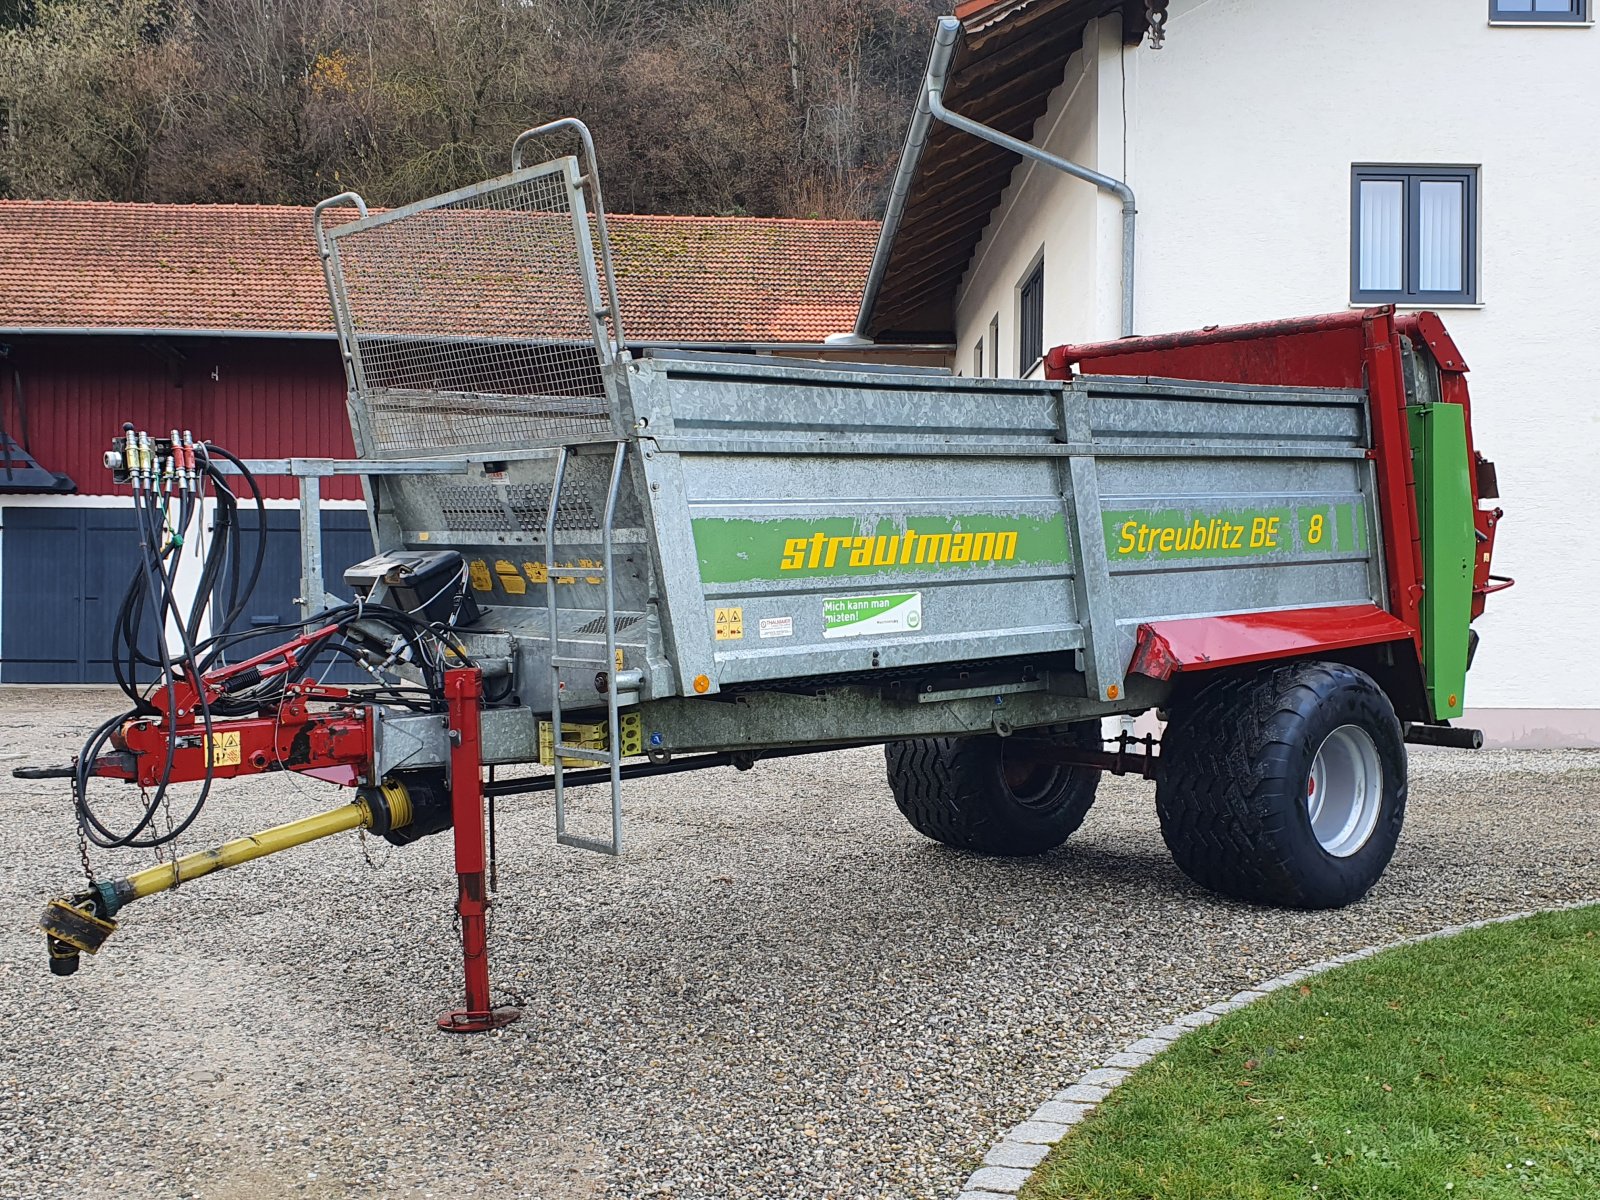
0 0 941 216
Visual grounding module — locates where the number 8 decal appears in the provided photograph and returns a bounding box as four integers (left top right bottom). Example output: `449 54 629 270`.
1307 512 1325 545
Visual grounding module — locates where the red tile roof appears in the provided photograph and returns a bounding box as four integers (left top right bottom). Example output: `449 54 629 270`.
0 201 879 344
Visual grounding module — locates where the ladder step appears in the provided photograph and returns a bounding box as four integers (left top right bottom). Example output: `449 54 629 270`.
552 744 613 764
556 832 619 856
551 655 607 669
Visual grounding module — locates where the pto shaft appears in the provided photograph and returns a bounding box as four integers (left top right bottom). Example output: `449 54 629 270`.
40 782 414 975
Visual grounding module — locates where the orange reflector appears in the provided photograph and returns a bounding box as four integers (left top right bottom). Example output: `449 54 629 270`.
693 674 711 694
1106 684 1120 700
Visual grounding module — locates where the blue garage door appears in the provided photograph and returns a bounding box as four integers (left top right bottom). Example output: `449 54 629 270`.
2 505 372 684
2 507 157 683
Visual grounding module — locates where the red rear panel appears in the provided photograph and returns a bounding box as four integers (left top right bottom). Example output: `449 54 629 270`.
1048 307 1438 697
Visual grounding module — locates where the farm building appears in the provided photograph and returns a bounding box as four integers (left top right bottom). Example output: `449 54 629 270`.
0 201 897 682
856 0 1598 747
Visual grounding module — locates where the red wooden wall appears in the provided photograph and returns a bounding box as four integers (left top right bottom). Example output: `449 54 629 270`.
2 335 360 500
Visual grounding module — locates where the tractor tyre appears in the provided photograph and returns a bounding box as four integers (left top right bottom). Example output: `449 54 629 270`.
1156 661 1407 909
885 725 1101 857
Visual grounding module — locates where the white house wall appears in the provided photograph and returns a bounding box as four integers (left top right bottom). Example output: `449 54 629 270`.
952 0 1598 744
955 15 1129 378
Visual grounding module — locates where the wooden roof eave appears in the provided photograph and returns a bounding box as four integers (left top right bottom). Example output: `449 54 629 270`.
860 0 1137 341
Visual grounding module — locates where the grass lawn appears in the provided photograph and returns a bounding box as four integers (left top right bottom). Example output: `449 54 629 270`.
1023 905 1600 1200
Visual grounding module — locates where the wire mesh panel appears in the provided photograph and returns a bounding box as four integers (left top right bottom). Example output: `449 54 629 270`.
324 157 619 457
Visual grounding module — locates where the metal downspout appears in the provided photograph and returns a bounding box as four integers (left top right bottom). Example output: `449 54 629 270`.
925 14 1138 339
850 19 963 341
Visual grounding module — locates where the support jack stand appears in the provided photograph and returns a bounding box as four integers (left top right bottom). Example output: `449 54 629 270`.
438 668 520 1034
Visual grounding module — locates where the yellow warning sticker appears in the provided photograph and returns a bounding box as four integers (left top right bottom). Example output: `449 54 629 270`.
209 731 241 767
494 560 526 595
713 606 744 641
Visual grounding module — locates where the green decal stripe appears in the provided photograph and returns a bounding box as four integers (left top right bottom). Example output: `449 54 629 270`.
1104 503 1369 562
692 513 1072 584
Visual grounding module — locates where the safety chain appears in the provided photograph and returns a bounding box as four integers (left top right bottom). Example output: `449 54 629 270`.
77 825 97 887
1146 0 1170 49
357 824 392 870
158 784 181 888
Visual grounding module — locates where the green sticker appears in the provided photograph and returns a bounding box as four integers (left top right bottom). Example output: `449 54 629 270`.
822 592 922 639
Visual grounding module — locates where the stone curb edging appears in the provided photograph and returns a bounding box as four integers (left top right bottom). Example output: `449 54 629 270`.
956 901 1600 1199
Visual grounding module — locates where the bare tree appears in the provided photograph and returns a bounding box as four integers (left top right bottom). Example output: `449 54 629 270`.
0 0 197 199
1 0 943 216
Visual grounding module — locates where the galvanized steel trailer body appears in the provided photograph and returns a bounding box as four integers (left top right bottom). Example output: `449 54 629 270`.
35 128 1504 1028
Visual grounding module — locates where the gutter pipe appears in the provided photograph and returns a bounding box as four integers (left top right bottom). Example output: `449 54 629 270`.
858 14 1139 341
851 18 963 341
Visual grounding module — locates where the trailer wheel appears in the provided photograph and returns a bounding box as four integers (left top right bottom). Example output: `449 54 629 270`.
1156 661 1406 909
885 726 1101 857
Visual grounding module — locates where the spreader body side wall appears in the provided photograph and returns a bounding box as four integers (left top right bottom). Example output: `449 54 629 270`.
625 353 1388 708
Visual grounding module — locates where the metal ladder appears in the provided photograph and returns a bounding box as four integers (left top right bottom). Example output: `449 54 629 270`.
543 441 629 855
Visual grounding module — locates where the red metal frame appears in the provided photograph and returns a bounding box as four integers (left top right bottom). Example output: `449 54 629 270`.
81 643 514 1033
437 668 518 1033
1045 306 1487 693
108 695 371 786
1128 604 1415 682
1359 309 1426 641
93 626 373 786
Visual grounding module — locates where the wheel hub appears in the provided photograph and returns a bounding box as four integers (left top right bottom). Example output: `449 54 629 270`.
1305 724 1383 857
999 741 1061 807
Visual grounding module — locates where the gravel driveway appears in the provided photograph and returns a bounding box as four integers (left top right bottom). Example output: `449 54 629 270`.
1 688 1595 1200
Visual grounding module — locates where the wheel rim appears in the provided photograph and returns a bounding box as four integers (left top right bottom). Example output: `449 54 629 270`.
1305 724 1384 858
999 741 1061 808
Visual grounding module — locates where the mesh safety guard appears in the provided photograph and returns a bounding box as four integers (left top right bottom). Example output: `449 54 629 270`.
322 157 619 457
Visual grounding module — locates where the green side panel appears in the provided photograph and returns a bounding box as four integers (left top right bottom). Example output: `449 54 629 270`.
1407 402 1476 719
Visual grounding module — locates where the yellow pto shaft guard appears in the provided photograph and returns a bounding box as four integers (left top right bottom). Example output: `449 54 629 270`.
40 780 414 976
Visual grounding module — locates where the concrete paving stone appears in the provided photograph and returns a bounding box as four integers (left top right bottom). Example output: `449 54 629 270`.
964 1165 1032 1192
1145 1022 1191 1039
1030 1100 1092 1126
1054 1082 1111 1104
1124 1037 1175 1055
983 1141 1049 1169
1008 1120 1071 1145
1102 1050 1152 1068
1077 1066 1132 1086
